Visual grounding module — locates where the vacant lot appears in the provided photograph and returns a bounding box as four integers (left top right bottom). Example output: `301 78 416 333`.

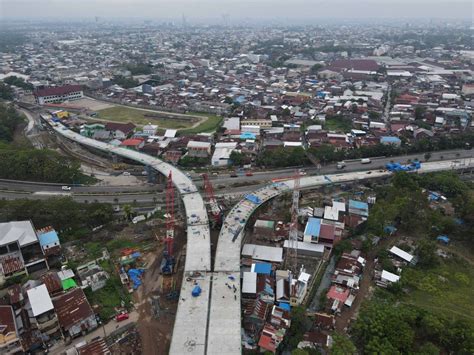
402 257 474 322
179 114 223 134
96 106 202 129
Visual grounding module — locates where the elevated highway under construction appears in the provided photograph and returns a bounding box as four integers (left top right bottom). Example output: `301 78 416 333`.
40 112 473 355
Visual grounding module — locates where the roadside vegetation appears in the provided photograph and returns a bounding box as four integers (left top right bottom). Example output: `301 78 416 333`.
0 197 114 241
0 103 92 183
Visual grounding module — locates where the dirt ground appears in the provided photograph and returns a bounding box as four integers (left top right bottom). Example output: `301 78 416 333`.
69 97 115 111
133 226 185 355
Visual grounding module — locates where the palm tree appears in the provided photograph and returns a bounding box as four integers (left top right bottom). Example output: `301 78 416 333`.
123 204 132 221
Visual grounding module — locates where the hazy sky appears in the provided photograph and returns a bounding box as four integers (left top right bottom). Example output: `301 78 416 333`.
1 0 472 21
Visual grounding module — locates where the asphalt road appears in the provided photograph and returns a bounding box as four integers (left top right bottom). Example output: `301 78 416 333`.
0 149 472 203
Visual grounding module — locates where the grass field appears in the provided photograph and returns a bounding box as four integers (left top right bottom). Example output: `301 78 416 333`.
96 106 200 130
179 114 223 134
324 116 352 133
401 257 474 322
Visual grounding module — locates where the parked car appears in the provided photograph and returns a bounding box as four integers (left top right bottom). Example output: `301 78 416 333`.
61 186 71 191
245 171 253 176
116 312 129 322
122 172 131 176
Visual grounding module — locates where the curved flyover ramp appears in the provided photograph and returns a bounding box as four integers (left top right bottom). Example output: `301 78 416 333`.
207 160 473 354
43 117 211 355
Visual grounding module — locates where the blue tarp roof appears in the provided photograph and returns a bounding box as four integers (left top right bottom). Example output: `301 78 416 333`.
128 268 144 290
304 217 321 237
349 200 369 210
384 225 397 234
37 230 59 247
437 235 450 243
254 263 272 275
279 302 291 311
381 136 401 143
240 132 256 139
245 194 261 204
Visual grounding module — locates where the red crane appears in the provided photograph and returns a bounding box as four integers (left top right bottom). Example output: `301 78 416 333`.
165 171 175 257
201 173 222 224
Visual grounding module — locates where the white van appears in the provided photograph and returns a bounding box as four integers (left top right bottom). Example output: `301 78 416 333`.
361 158 372 164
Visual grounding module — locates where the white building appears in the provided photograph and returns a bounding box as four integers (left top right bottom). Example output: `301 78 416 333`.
211 142 238 167
34 85 83 105
142 123 158 136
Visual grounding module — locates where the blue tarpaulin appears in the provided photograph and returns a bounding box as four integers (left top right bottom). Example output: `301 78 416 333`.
245 194 262 204
384 225 397 235
279 302 291 311
437 235 450 244
240 132 256 140
131 252 141 259
128 269 145 290
253 263 272 275
192 285 202 297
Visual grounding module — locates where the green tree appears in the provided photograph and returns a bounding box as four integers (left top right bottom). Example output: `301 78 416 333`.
310 63 323 74
331 333 356 355
122 204 133 221
416 240 438 268
229 151 244 166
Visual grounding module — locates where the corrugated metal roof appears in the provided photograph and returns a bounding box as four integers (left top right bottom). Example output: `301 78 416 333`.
304 217 321 237
242 272 257 294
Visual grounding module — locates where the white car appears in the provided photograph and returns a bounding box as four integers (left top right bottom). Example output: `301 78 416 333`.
61 186 71 191
122 172 131 176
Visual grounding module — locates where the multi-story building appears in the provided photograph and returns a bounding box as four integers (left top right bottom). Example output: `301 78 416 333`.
26 284 60 338
0 221 49 283
34 85 83 105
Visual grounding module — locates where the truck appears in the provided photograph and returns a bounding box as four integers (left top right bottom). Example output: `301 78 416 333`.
361 158 372 164
336 161 346 169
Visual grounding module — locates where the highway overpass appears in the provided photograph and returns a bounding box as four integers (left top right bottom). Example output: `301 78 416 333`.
40 114 212 355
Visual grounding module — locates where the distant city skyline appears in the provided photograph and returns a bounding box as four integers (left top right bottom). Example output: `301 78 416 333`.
1 0 472 21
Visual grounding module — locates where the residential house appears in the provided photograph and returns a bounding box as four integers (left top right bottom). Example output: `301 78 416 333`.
0 221 48 282
36 227 61 259
187 141 212 158
76 261 109 292
26 284 60 337
212 142 238 167
142 123 158 136
0 305 23 354
53 288 97 338
120 138 144 150
105 122 136 140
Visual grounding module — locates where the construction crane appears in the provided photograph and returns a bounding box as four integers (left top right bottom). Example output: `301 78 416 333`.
287 171 300 274
201 173 222 226
161 171 175 275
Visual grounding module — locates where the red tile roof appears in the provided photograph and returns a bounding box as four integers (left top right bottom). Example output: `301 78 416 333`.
327 285 350 303
120 138 143 146
258 333 276 352
35 85 82 97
